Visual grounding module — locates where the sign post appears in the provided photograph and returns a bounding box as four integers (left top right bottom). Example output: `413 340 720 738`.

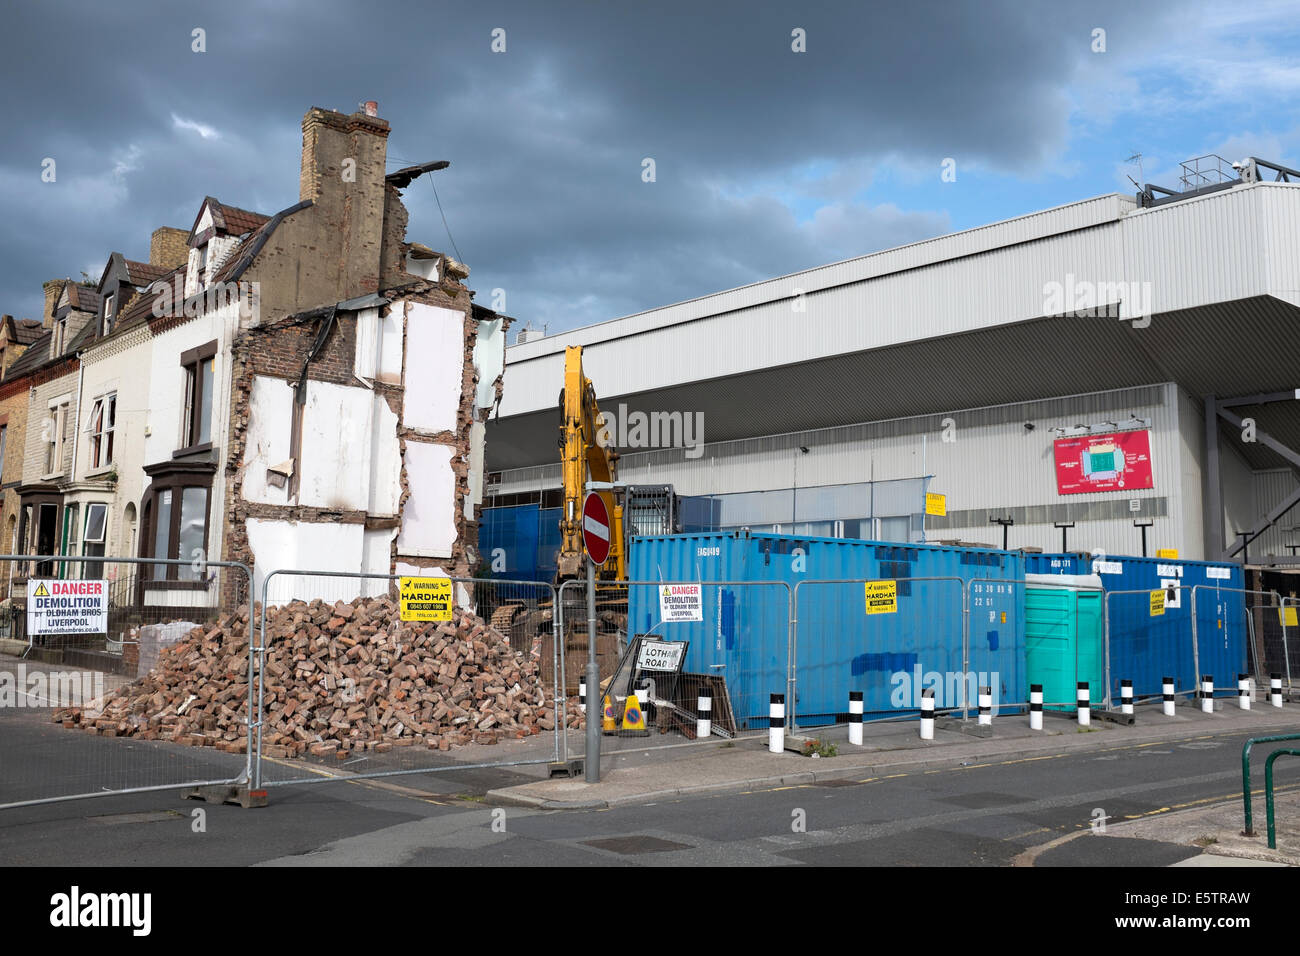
582 492 609 784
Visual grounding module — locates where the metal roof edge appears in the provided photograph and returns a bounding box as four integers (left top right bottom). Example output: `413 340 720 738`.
507 192 1135 361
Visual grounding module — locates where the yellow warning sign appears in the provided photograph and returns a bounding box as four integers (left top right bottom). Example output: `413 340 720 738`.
865 580 898 615
32 581 49 597
399 576 452 622
1280 607 1299 628
1156 548 1178 559
1149 589 1165 617
925 492 947 517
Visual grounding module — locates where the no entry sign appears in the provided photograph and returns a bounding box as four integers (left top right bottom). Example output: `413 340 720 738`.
582 492 611 567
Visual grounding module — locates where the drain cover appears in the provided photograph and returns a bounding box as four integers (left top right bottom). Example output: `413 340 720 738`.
581 835 693 855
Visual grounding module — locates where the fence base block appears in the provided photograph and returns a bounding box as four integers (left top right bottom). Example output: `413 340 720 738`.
548 759 584 779
936 717 992 738
1094 710 1136 726
784 734 816 754
185 785 268 809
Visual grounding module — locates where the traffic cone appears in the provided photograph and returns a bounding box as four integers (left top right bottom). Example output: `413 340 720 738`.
601 695 618 735
620 692 649 737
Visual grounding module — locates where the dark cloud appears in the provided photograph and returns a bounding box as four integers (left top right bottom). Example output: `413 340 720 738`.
0 0 1182 329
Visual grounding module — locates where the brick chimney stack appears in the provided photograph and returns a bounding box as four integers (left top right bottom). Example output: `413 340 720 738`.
150 227 190 271
42 279 64 330
298 105 391 300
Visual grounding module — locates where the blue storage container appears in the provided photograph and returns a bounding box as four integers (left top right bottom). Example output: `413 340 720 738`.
627 531 1024 729
478 504 564 581
1022 552 1245 701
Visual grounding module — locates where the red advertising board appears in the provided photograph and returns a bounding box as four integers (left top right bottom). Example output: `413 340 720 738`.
1053 430 1154 495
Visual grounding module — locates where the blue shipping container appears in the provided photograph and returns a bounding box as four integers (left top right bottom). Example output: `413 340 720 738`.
1023 552 1246 701
627 531 1025 729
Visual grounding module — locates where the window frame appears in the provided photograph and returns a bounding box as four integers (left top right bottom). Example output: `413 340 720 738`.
87 392 116 471
43 400 69 477
139 461 216 587
178 341 218 455
102 293 115 337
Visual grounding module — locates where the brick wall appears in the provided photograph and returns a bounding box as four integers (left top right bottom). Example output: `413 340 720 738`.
220 310 361 575
23 371 78 484
0 385 31 557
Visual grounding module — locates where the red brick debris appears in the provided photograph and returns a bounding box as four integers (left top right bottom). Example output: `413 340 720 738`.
54 597 584 757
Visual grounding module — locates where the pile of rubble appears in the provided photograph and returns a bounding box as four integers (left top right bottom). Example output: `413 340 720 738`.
54 596 584 758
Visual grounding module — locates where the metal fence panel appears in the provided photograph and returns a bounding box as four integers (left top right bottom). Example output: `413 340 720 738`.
566 579 790 744
1191 586 1272 695
253 570 563 790
0 555 254 811
793 577 967 728
1105 585 1197 701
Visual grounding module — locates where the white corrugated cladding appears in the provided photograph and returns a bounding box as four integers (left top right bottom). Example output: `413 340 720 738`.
500 194 1135 416
493 381 1224 556
500 183 1300 418
1252 469 1300 558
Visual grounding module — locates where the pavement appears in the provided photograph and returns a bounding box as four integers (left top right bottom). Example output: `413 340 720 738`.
5 658 1300 867
491 698 1300 809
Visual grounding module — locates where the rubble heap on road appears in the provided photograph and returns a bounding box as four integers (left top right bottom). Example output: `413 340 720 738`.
54 596 584 757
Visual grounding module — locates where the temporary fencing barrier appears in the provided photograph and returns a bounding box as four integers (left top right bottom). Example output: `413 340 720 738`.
1189 585 1258 700
599 579 792 740
792 577 966 729
0 555 254 811
1104 585 1197 705
251 569 563 790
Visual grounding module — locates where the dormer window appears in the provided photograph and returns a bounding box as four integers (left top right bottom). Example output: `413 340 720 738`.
52 316 66 356
196 244 208 290
102 293 115 336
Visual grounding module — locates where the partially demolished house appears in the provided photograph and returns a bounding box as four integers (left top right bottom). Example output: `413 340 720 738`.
4 103 509 608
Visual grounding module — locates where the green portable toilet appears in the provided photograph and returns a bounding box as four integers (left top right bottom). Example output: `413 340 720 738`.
1025 573 1105 711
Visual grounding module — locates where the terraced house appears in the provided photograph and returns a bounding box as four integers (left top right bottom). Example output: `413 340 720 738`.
1 103 509 641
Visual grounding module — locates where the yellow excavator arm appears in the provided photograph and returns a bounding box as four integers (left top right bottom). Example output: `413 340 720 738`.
557 345 625 581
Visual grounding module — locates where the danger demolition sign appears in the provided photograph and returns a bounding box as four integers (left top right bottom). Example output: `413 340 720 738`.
27 579 108 636
399 576 453 622
658 584 702 622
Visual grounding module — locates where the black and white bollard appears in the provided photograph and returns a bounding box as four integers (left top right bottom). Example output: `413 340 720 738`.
696 684 712 739
769 693 785 754
578 678 587 715
1162 677 1176 717
1077 682 1090 726
1120 679 1133 716
1271 673 1283 708
920 688 935 740
1238 673 1251 711
978 686 992 727
1029 684 1043 730
849 691 864 746
1201 675 1214 714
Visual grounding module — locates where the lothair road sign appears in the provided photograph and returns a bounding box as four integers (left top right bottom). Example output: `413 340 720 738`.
582 492 611 567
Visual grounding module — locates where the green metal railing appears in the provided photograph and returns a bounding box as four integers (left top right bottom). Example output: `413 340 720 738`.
1241 733 1300 838
1264 749 1300 849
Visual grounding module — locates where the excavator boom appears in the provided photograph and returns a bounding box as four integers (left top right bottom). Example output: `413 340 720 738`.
557 345 625 580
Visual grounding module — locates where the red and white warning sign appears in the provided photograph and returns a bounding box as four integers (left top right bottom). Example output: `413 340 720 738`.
659 584 703 622
27 579 108 636
582 492 611 567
